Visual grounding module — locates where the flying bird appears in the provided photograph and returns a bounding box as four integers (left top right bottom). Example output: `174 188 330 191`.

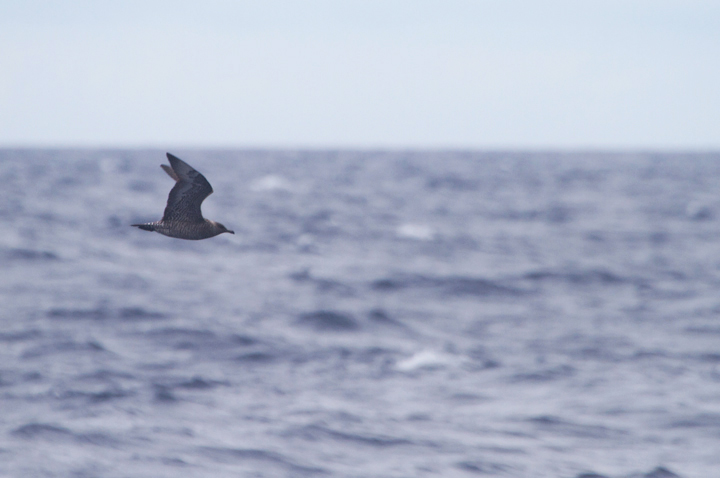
132 153 235 240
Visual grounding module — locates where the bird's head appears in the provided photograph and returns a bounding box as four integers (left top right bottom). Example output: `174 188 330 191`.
213 221 235 235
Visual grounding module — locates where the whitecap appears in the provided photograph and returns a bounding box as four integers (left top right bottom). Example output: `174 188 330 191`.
396 223 436 241
395 350 456 371
250 175 293 192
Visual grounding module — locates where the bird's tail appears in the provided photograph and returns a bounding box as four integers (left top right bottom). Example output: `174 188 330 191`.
131 223 156 232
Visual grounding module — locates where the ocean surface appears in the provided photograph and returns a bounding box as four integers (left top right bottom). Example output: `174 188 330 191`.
2 149 720 478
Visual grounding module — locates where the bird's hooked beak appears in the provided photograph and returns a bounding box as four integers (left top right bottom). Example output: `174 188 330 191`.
227 230 235 234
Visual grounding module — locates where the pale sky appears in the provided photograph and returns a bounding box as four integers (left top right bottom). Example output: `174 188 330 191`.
1 0 718 149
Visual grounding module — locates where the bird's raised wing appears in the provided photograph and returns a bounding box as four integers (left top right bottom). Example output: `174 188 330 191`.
161 153 214 223
161 164 180 182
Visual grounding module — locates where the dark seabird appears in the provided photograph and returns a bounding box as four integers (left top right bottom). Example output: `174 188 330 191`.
132 153 235 240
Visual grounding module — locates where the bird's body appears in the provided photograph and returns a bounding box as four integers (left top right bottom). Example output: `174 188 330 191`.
132 153 234 240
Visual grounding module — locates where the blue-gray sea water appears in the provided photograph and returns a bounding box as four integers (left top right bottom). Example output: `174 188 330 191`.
2 149 720 478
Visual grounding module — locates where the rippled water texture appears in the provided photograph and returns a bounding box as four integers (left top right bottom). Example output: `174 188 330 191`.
2 150 720 477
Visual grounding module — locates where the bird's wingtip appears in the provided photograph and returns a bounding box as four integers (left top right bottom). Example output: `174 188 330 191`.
161 163 180 181
132 224 155 231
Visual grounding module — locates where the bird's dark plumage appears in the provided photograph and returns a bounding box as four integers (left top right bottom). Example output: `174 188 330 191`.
162 153 214 223
131 153 234 240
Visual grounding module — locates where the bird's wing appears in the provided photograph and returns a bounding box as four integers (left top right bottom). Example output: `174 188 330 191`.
161 153 214 223
161 164 180 182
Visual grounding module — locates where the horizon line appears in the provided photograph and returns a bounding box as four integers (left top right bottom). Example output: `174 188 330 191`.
1 144 719 154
